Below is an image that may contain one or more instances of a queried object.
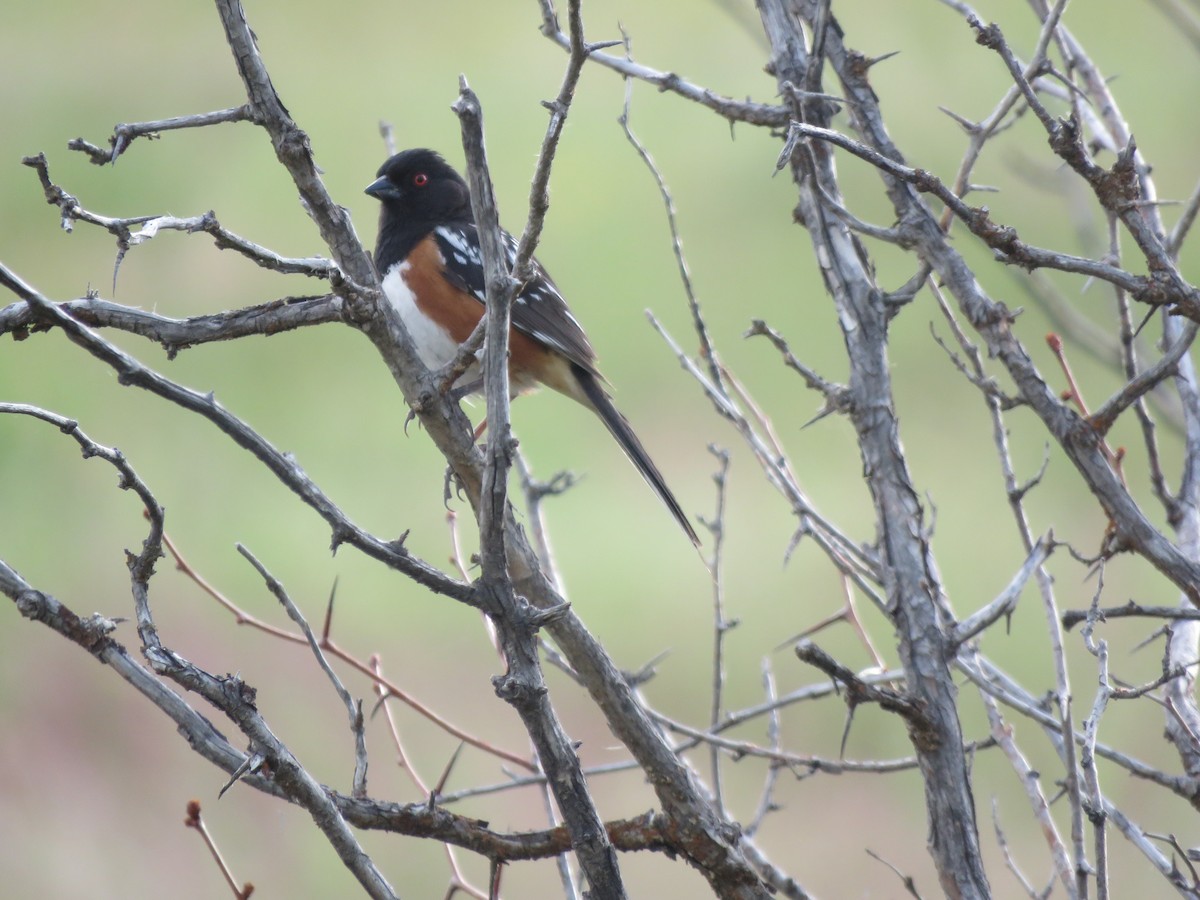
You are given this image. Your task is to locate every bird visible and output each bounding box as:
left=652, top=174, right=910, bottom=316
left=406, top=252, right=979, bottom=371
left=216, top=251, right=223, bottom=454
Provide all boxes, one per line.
left=365, top=148, right=699, bottom=546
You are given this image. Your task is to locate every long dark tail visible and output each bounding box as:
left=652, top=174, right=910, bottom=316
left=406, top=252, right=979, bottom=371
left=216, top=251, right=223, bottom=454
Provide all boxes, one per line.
left=574, top=365, right=700, bottom=547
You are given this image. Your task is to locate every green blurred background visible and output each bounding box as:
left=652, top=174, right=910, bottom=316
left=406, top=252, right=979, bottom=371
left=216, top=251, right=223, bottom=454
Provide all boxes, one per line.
left=2, top=1, right=1199, bottom=896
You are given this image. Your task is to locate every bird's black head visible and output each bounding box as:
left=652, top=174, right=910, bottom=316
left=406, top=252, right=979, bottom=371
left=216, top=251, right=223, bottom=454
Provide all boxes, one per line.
left=366, top=149, right=472, bottom=226
left=366, top=149, right=473, bottom=272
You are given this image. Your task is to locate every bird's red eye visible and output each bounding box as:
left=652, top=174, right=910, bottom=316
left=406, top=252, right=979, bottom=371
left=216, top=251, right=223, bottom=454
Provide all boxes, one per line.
left=413, top=173, right=429, bottom=187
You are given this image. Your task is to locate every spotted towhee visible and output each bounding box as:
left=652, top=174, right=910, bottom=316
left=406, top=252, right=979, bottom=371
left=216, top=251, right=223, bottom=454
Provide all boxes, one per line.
left=365, top=148, right=698, bottom=546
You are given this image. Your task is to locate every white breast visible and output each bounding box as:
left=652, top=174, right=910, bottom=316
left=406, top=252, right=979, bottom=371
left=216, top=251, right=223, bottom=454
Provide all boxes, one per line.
left=381, top=262, right=463, bottom=371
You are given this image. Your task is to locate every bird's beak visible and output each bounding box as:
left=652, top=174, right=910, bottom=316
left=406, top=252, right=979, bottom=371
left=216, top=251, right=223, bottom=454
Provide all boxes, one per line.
left=364, top=176, right=400, bottom=201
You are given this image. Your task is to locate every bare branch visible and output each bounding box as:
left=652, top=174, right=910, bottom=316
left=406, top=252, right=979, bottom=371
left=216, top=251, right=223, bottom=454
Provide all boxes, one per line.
left=951, top=536, right=1053, bottom=647
left=0, top=293, right=343, bottom=356
left=453, top=78, right=626, bottom=899
left=70, top=105, right=259, bottom=164
left=1063, top=601, right=1200, bottom=631
left=237, top=547, right=369, bottom=797
left=539, top=2, right=790, bottom=126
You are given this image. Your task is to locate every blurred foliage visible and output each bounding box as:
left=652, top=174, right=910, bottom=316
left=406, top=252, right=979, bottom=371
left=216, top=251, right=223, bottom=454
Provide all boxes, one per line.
left=2, top=1, right=1199, bottom=897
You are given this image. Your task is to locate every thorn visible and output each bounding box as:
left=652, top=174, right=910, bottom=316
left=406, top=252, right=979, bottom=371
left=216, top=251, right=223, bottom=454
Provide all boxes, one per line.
left=526, top=600, right=572, bottom=629
left=322, top=576, right=338, bottom=641
left=218, top=751, right=266, bottom=799
left=428, top=742, right=466, bottom=809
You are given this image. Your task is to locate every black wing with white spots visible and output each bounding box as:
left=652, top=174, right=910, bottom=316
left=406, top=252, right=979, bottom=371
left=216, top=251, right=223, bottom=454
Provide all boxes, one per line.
left=432, top=225, right=599, bottom=376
